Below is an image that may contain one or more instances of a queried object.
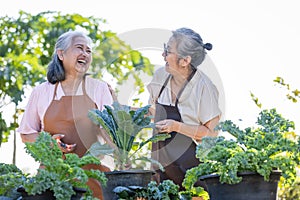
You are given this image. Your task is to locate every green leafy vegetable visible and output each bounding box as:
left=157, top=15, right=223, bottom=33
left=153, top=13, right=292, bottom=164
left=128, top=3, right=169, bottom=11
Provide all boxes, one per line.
left=88, top=101, right=170, bottom=171
left=0, top=131, right=107, bottom=200
left=183, top=108, right=300, bottom=192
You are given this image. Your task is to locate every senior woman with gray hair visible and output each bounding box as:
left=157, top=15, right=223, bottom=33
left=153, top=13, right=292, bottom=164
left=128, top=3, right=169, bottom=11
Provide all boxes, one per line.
left=147, top=27, right=221, bottom=190
left=18, top=30, right=113, bottom=198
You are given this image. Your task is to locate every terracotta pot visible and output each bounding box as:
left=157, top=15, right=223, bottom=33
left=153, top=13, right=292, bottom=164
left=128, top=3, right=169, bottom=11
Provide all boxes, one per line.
left=192, top=197, right=204, bottom=200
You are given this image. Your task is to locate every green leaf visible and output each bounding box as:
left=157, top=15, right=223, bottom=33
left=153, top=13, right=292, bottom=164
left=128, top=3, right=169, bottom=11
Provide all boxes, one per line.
left=85, top=142, right=115, bottom=158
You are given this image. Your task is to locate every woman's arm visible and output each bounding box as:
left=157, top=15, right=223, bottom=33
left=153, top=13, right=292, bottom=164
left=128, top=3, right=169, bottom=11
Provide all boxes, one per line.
left=20, top=133, right=40, bottom=143
left=155, top=115, right=220, bottom=142
left=21, top=132, right=76, bottom=153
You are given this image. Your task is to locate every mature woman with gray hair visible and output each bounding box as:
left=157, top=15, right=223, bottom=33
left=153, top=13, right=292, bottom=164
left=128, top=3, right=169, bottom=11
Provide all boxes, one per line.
left=18, top=30, right=113, bottom=198
left=148, top=27, right=221, bottom=190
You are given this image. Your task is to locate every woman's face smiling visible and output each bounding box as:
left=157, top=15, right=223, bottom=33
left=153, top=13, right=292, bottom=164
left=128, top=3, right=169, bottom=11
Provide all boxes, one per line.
left=163, top=38, right=181, bottom=75
left=60, top=36, right=92, bottom=76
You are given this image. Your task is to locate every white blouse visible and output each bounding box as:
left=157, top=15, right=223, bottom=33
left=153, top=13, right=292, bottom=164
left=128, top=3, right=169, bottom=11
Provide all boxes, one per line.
left=147, top=67, right=221, bottom=126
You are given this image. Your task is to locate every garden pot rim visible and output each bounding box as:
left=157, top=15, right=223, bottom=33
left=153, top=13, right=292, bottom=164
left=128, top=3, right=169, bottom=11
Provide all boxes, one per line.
left=16, top=186, right=87, bottom=193
left=105, top=169, right=155, bottom=175
left=199, top=170, right=282, bottom=180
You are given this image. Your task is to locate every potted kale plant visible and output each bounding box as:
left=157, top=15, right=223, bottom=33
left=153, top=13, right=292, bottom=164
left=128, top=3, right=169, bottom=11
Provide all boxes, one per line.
left=112, top=179, right=208, bottom=200
left=88, top=101, right=170, bottom=200
left=113, top=179, right=180, bottom=200
left=0, top=131, right=107, bottom=200
left=183, top=108, right=300, bottom=200
left=0, top=163, right=26, bottom=200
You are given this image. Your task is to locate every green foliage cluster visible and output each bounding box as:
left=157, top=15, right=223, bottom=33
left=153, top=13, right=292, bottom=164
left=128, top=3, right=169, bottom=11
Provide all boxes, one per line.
left=113, top=179, right=208, bottom=200
left=0, top=11, right=153, bottom=146
left=0, top=163, right=27, bottom=199
left=146, top=180, right=179, bottom=200
left=113, top=180, right=179, bottom=200
left=183, top=108, right=300, bottom=192
left=87, top=101, right=170, bottom=171
left=278, top=177, right=300, bottom=200
left=0, top=131, right=107, bottom=200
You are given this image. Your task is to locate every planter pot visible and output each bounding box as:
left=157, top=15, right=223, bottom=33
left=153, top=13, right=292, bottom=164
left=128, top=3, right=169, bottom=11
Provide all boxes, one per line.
left=17, top=187, right=86, bottom=200
left=102, top=169, right=154, bottom=200
left=200, top=171, right=281, bottom=200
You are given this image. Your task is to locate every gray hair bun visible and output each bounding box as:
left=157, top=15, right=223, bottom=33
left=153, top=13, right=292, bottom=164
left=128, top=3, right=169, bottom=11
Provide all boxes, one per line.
left=203, top=43, right=213, bottom=51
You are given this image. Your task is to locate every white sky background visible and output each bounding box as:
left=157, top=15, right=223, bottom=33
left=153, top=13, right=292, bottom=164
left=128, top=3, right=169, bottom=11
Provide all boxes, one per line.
left=1, top=0, right=300, bottom=173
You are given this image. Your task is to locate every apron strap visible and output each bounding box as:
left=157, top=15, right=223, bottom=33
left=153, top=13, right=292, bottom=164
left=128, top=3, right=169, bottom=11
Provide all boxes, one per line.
left=157, top=74, right=172, bottom=102
left=175, top=68, right=197, bottom=107
left=156, top=68, right=197, bottom=107
left=52, top=74, right=88, bottom=100
left=52, top=83, right=59, bottom=101
left=82, top=74, right=87, bottom=95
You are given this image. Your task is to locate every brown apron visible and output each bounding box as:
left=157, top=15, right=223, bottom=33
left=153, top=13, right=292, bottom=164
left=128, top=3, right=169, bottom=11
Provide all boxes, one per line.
left=43, top=76, right=110, bottom=199
left=152, top=69, right=206, bottom=191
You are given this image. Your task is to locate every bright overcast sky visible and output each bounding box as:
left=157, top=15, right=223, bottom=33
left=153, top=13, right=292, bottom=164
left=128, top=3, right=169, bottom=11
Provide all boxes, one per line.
left=1, top=0, right=300, bottom=171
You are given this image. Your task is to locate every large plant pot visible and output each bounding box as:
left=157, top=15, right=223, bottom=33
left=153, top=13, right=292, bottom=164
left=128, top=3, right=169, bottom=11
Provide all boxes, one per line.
left=17, top=187, right=86, bottom=200
left=200, top=171, right=281, bottom=200
left=102, top=169, right=154, bottom=200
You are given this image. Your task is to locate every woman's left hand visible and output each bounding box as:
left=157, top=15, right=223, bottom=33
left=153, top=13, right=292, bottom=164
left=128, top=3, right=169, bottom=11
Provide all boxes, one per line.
left=155, top=119, right=179, bottom=133
left=52, top=134, right=76, bottom=153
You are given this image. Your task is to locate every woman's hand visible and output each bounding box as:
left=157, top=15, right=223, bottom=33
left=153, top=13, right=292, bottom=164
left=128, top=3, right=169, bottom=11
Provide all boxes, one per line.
left=155, top=119, right=180, bottom=133
left=52, top=134, right=76, bottom=153
left=156, top=116, right=220, bottom=141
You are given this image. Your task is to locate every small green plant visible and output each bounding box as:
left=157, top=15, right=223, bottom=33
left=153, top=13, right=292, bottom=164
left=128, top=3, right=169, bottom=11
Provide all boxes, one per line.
left=113, top=180, right=179, bottom=200
left=0, top=131, right=107, bottom=200
left=0, top=163, right=27, bottom=199
left=88, top=101, right=170, bottom=171
left=183, top=108, right=300, bottom=193
left=112, top=179, right=209, bottom=200
left=278, top=176, right=300, bottom=199
left=146, top=180, right=180, bottom=200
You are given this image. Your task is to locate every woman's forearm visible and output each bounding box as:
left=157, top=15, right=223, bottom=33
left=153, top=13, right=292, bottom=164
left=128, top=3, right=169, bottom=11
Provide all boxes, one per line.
left=20, top=133, right=40, bottom=143
left=176, top=122, right=217, bottom=141
left=176, top=116, right=220, bottom=141
left=156, top=116, right=220, bottom=141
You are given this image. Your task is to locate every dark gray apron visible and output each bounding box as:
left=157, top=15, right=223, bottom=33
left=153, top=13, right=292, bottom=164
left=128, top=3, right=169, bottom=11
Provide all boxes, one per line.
left=152, top=69, right=206, bottom=190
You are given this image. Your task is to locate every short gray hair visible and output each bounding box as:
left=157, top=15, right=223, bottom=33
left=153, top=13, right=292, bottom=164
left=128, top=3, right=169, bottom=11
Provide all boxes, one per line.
left=47, top=31, right=93, bottom=84
left=172, top=27, right=212, bottom=68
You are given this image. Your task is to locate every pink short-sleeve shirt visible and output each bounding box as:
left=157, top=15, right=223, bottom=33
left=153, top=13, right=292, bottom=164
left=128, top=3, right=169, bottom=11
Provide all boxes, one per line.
left=17, top=76, right=113, bottom=134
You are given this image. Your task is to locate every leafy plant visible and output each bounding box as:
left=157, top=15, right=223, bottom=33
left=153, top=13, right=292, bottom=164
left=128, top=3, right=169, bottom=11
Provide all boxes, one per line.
left=183, top=108, right=300, bottom=193
left=87, top=101, right=170, bottom=171
left=278, top=176, right=300, bottom=199
left=112, top=179, right=208, bottom=200
left=0, top=131, right=107, bottom=200
left=0, top=163, right=27, bottom=199
left=146, top=180, right=180, bottom=200
left=113, top=180, right=179, bottom=200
